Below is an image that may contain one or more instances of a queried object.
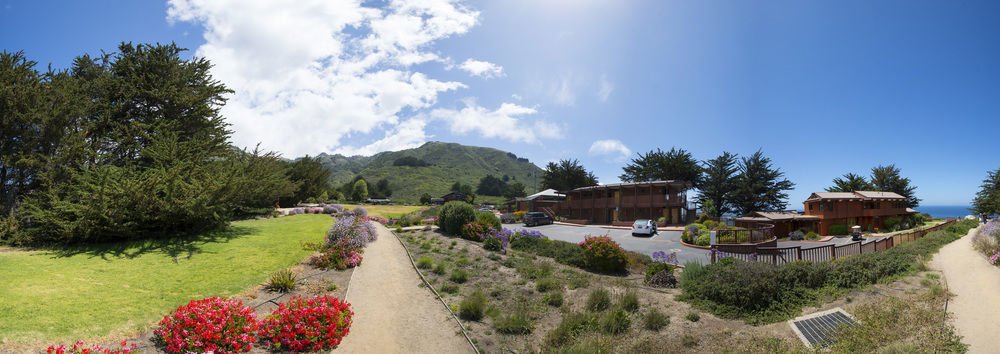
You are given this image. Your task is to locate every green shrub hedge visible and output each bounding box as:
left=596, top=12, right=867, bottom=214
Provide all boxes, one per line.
left=679, top=219, right=978, bottom=324
left=438, top=201, right=476, bottom=235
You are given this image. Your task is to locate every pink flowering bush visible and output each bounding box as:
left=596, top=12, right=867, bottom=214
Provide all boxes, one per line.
left=47, top=341, right=137, bottom=354
left=365, top=216, right=390, bottom=225
left=258, top=294, right=353, bottom=351
left=579, top=235, right=629, bottom=273
left=154, top=297, right=259, bottom=353
left=461, top=222, right=493, bottom=241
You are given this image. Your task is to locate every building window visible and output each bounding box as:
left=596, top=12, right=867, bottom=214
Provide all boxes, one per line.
left=809, top=204, right=813, bottom=212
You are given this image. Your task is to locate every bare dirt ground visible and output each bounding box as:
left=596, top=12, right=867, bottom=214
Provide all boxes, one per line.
left=930, top=224, right=1000, bottom=354
left=336, top=224, right=472, bottom=353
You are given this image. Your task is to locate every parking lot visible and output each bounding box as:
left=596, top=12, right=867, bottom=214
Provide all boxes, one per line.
left=503, top=222, right=890, bottom=266
left=503, top=222, right=712, bottom=265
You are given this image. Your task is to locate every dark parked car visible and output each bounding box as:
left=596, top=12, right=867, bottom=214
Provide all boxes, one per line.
left=523, top=212, right=553, bottom=227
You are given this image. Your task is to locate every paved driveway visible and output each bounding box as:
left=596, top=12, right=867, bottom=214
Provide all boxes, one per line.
left=504, top=223, right=891, bottom=265
left=503, top=223, right=712, bottom=265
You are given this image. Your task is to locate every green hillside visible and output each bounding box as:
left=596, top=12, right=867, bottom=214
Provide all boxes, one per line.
left=312, top=142, right=545, bottom=204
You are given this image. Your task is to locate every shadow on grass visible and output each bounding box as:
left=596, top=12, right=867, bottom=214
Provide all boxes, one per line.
left=41, top=226, right=258, bottom=260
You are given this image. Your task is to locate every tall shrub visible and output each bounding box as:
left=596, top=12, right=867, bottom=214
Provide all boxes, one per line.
left=579, top=236, right=628, bottom=273
left=439, top=201, right=476, bottom=235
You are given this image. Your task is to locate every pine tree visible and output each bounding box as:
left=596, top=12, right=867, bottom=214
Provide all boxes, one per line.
left=730, top=150, right=795, bottom=216
left=697, top=152, right=738, bottom=217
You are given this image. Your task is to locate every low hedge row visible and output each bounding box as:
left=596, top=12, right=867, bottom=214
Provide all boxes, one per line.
left=679, top=219, right=978, bottom=324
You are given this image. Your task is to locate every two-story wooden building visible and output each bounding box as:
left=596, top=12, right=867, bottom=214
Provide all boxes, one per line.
left=557, top=180, right=694, bottom=225
left=803, top=191, right=917, bottom=234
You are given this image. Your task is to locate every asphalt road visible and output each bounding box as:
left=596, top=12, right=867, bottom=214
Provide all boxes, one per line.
left=503, top=223, right=889, bottom=266
left=503, top=223, right=712, bottom=265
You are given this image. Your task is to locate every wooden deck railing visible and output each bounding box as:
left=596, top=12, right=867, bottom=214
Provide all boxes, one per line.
left=714, top=224, right=775, bottom=244
left=710, top=219, right=959, bottom=264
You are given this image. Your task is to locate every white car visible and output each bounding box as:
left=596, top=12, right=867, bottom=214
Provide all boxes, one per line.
left=631, top=219, right=657, bottom=236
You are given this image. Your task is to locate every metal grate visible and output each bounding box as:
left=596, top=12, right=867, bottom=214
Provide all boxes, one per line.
left=788, top=308, right=857, bottom=348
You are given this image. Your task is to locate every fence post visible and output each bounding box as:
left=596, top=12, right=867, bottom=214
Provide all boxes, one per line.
left=831, top=244, right=836, bottom=260
left=710, top=247, right=716, bottom=264
left=797, top=247, right=802, bottom=262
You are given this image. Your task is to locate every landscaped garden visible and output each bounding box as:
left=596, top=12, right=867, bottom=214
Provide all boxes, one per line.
left=389, top=201, right=979, bottom=352
left=0, top=213, right=365, bottom=351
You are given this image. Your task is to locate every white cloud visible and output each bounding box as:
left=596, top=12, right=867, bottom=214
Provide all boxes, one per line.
left=166, top=0, right=482, bottom=156
left=334, top=118, right=429, bottom=156
left=589, top=139, right=630, bottom=161
left=459, top=59, right=503, bottom=79
left=552, top=74, right=576, bottom=106
left=430, top=100, right=562, bottom=143
left=598, top=74, right=613, bottom=102
left=511, top=93, right=523, bottom=101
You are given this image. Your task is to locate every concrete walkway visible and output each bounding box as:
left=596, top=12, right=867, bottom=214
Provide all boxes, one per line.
left=929, top=224, right=1000, bottom=354
left=337, top=224, right=472, bottom=353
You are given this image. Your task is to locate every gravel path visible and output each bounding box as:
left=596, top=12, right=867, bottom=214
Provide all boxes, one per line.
left=337, top=224, right=472, bottom=353
left=929, top=224, right=1000, bottom=354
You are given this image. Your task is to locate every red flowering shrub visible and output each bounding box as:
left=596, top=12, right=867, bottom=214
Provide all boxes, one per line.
left=47, top=341, right=137, bottom=354
left=154, top=297, right=259, bottom=353
left=259, top=294, right=354, bottom=351
left=579, top=235, right=629, bottom=273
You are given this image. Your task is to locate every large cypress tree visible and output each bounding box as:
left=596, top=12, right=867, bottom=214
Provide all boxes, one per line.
left=972, top=168, right=1000, bottom=217
left=870, top=164, right=920, bottom=207
left=541, top=159, right=598, bottom=192
left=620, top=147, right=701, bottom=185
left=697, top=152, right=739, bottom=217
left=4, top=43, right=298, bottom=244
left=825, top=173, right=874, bottom=193
left=730, top=150, right=795, bottom=216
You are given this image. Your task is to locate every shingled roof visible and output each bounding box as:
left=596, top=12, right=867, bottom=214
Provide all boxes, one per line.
left=805, top=191, right=907, bottom=202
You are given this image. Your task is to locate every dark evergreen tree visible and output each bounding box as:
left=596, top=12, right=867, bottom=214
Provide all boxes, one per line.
left=541, top=159, right=598, bottom=192
left=286, top=156, right=331, bottom=205
left=697, top=152, right=739, bottom=217
left=825, top=173, right=874, bottom=193
left=503, top=182, right=527, bottom=200
left=476, top=175, right=507, bottom=196
left=620, top=147, right=701, bottom=185
left=972, top=168, right=1000, bottom=217
left=730, top=150, right=795, bottom=216
left=373, top=178, right=392, bottom=198
left=870, top=164, right=920, bottom=207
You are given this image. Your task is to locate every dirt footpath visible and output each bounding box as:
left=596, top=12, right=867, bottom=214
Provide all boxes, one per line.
left=337, top=224, right=472, bottom=353
left=930, top=224, right=1000, bottom=354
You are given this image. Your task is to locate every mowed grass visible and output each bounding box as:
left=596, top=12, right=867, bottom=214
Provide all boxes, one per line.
left=0, top=214, right=332, bottom=345
left=343, top=204, right=424, bottom=219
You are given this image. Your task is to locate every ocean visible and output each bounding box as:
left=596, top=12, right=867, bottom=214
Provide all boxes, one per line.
left=913, top=205, right=974, bottom=219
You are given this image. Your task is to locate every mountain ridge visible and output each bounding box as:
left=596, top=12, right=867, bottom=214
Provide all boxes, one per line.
left=310, top=141, right=545, bottom=203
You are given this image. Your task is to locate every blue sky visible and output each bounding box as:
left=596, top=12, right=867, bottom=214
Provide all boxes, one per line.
left=3, top=0, right=999, bottom=207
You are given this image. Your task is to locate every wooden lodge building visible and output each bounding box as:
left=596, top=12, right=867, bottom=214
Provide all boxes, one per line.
left=505, top=189, right=566, bottom=215
left=556, top=180, right=694, bottom=225
left=803, top=191, right=917, bottom=234
left=736, top=191, right=918, bottom=236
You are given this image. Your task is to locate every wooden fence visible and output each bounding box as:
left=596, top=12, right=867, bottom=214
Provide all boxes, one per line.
left=710, top=219, right=958, bottom=264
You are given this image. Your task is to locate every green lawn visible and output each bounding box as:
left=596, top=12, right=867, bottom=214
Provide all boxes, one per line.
left=0, top=214, right=332, bottom=345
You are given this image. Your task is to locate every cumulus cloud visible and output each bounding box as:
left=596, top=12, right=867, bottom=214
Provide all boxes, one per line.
left=166, top=0, right=482, bottom=156
left=589, top=139, right=630, bottom=161
left=598, top=74, right=613, bottom=102
left=430, top=100, right=562, bottom=143
left=459, top=59, right=503, bottom=78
